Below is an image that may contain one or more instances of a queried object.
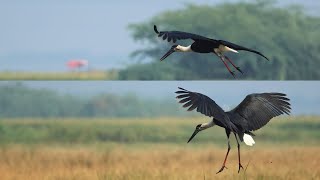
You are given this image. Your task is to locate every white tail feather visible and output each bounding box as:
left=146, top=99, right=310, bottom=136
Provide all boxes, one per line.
left=243, top=134, right=255, bottom=146
left=224, top=46, right=239, bottom=53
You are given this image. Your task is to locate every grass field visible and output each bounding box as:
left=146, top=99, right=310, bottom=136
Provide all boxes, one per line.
left=0, top=70, right=118, bottom=80
left=0, top=116, right=319, bottom=179
left=0, top=145, right=319, bottom=180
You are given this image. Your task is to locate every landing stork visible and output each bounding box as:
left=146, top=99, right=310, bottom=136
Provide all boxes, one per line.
left=175, top=87, right=291, bottom=173
left=155, top=25, right=269, bottom=77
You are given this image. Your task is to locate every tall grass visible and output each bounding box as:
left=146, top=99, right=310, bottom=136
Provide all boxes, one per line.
left=0, top=70, right=118, bottom=80
left=0, top=145, right=319, bottom=180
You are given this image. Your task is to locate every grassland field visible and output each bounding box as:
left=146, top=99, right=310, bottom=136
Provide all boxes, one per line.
left=0, top=116, right=319, bottom=180
left=0, top=70, right=118, bottom=80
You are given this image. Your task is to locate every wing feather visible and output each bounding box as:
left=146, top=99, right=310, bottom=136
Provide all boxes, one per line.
left=176, top=94, right=190, bottom=99
left=175, top=87, right=233, bottom=129
left=229, top=93, right=291, bottom=131
left=179, top=98, right=190, bottom=104
left=218, top=40, right=269, bottom=60
left=154, top=25, right=214, bottom=43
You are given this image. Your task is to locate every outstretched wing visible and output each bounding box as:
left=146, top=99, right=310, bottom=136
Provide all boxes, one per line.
left=175, top=87, right=233, bottom=129
left=218, top=40, right=269, bottom=60
left=154, top=25, right=214, bottom=43
left=229, top=93, right=291, bottom=131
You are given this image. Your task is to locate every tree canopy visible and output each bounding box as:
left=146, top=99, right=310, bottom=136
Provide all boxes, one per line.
left=120, top=1, right=320, bottom=80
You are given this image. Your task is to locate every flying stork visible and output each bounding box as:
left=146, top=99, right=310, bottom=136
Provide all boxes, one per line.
left=154, top=25, right=269, bottom=77
left=175, top=87, right=291, bottom=173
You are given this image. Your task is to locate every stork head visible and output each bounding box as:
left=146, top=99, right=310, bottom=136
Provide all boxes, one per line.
left=160, top=45, right=178, bottom=61
left=187, top=122, right=215, bottom=143
left=187, top=124, right=204, bottom=143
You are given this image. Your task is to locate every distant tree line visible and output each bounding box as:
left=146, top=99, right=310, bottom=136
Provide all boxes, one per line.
left=119, top=1, right=320, bottom=80
left=0, top=83, right=185, bottom=118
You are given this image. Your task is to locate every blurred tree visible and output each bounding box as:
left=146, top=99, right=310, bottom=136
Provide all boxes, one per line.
left=0, top=83, right=84, bottom=118
left=0, top=84, right=184, bottom=118
left=123, top=1, right=320, bottom=80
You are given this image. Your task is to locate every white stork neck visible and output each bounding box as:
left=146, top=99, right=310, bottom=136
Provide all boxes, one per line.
left=201, top=120, right=215, bottom=130
left=177, top=45, right=192, bottom=52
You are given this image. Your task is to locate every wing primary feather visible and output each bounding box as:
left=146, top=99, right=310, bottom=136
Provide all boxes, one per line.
left=179, top=98, right=190, bottom=104
left=178, top=87, right=189, bottom=91
left=269, top=93, right=287, bottom=96
left=259, top=98, right=282, bottom=116
left=163, top=34, right=167, bottom=40
left=183, top=101, right=193, bottom=108
left=175, top=91, right=188, bottom=94
left=154, top=25, right=160, bottom=34
left=176, top=94, right=190, bottom=99
left=273, top=96, right=290, bottom=101
left=265, top=96, right=291, bottom=114
left=188, top=103, right=198, bottom=111
left=175, top=87, right=229, bottom=125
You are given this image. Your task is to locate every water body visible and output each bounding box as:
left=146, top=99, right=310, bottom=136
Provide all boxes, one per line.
left=2, top=81, right=319, bottom=116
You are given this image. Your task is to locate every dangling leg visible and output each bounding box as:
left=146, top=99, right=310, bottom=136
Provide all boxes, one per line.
left=217, top=55, right=236, bottom=78
left=216, top=130, right=231, bottom=174
left=224, top=55, right=243, bottom=74
left=234, top=133, right=244, bottom=173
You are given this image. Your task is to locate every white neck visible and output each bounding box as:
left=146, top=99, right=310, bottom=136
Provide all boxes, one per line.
left=201, top=120, right=215, bottom=130
left=177, top=45, right=192, bottom=52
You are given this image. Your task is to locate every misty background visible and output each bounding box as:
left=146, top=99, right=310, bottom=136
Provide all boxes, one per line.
left=0, top=81, right=319, bottom=118
left=0, top=0, right=319, bottom=72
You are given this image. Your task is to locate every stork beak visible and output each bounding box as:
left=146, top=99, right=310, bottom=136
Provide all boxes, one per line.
left=187, top=129, right=200, bottom=143
left=160, top=47, right=175, bottom=61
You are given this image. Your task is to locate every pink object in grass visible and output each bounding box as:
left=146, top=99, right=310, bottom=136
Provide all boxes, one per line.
left=66, top=59, right=88, bottom=70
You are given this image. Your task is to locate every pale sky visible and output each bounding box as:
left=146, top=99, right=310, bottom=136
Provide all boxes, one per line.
left=0, top=0, right=318, bottom=71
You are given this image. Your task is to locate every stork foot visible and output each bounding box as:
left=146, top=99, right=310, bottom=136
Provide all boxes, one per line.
left=229, top=71, right=236, bottom=78
left=236, top=67, right=243, bottom=74
left=238, top=163, right=244, bottom=173
left=216, top=165, right=228, bottom=174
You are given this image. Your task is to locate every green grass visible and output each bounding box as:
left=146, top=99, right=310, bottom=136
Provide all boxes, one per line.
left=0, top=116, right=318, bottom=146
left=0, top=70, right=118, bottom=80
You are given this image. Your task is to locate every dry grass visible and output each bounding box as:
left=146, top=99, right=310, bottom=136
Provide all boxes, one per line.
left=0, top=70, right=118, bottom=80
left=0, top=117, right=318, bottom=179
left=0, top=145, right=319, bottom=180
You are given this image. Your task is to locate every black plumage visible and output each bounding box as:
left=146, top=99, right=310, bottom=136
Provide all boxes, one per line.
left=175, top=87, right=291, bottom=173
left=154, top=25, right=212, bottom=43
left=229, top=93, right=291, bottom=131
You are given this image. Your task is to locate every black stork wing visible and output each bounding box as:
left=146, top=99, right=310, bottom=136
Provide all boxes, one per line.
left=229, top=93, right=291, bottom=131
left=218, top=40, right=269, bottom=60
left=175, top=87, right=235, bottom=130
left=154, top=25, right=214, bottom=43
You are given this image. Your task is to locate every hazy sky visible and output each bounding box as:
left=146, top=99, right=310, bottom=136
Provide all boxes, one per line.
left=0, top=1, right=227, bottom=56
left=0, top=0, right=318, bottom=71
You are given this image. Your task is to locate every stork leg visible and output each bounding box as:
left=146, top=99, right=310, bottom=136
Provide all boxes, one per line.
left=218, top=56, right=236, bottom=78
left=234, top=133, right=244, bottom=173
left=216, top=130, right=231, bottom=174
left=224, top=55, right=243, bottom=74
